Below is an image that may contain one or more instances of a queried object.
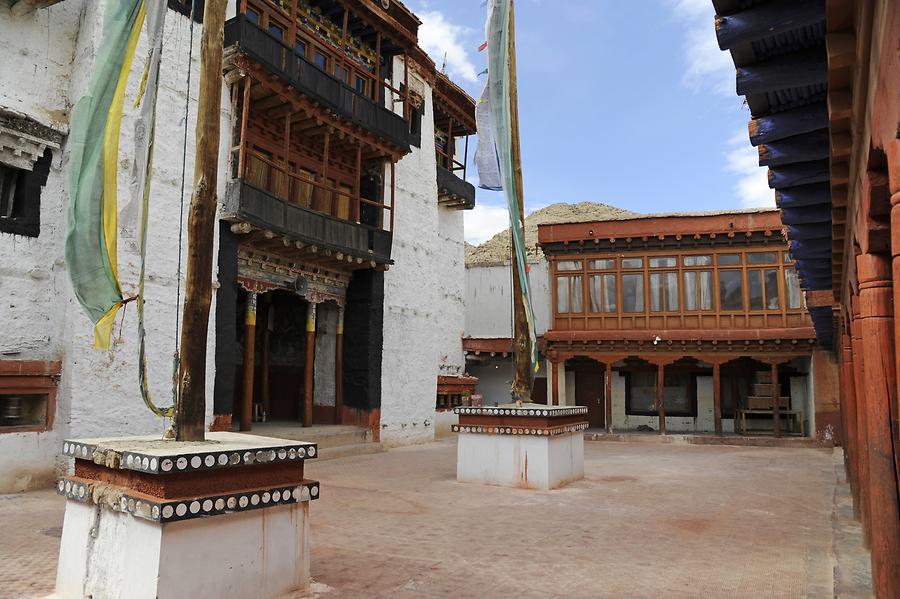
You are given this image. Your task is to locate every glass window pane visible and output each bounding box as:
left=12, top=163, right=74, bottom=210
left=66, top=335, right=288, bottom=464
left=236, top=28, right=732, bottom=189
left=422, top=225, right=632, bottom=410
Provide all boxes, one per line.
left=650, top=273, right=663, bottom=312
left=246, top=9, right=259, bottom=23
left=621, top=258, right=643, bottom=269
left=683, top=254, right=712, bottom=266
left=556, top=277, right=569, bottom=314
left=785, top=267, right=802, bottom=309
left=589, top=275, right=601, bottom=313
left=699, top=271, right=713, bottom=310
left=764, top=268, right=780, bottom=309
left=719, top=270, right=744, bottom=310
left=589, top=259, right=615, bottom=270
left=684, top=272, right=698, bottom=311
left=622, top=274, right=644, bottom=312
left=666, top=272, right=679, bottom=311
left=268, top=24, right=284, bottom=40
left=314, top=51, right=327, bottom=69
left=783, top=251, right=794, bottom=264
left=748, top=270, right=764, bottom=310
left=603, top=274, right=617, bottom=312
left=649, top=256, right=676, bottom=268
left=571, top=275, right=583, bottom=313
left=748, top=252, right=777, bottom=265
left=719, top=254, right=741, bottom=265
left=557, top=260, right=582, bottom=271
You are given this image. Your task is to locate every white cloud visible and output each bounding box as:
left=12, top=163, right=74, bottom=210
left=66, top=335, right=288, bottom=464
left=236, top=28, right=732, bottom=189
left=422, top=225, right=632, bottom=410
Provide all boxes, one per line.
left=465, top=203, right=510, bottom=244
left=417, top=11, right=479, bottom=84
left=667, top=0, right=734, bottom=96
left=725, top=131, right=775, bottom=208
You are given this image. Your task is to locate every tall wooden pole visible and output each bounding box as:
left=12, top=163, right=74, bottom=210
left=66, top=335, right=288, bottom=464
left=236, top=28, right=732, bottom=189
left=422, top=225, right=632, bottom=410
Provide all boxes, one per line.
left=656, top=362, right=666, bottom=435
left=507, top=0, right=532, bottom=404
left=605, top=362, right=613, bottom=433
left=712, top=362, right=723, bottom=436
left=335, top=305, right=344, bottom=424
left=771, top=362, right=781, bottom=437
left=303, top=302, right=317, bottom=427
left=175, top=0, right=228, bottom=442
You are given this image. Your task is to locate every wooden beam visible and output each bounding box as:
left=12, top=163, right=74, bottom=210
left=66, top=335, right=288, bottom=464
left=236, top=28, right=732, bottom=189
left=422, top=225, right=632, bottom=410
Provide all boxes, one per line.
left=736, top=49, right=826, bottom=96
left=826, top=32, right=856, bottom=70
left=775, top=182, right=830, bottom=207
left=758, top=129, right=830, bottom=167
left=768, top=159, right=830, bottom=189
left=716, top=0, right=824, bottom=50
left=176, top=0, right=228, bottom=441
left=748, top=103, right=828, bottom=146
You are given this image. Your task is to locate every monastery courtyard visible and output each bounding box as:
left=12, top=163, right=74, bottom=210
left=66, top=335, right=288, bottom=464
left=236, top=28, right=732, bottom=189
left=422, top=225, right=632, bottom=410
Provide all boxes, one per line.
left=3, top=439, right=870, bottom=599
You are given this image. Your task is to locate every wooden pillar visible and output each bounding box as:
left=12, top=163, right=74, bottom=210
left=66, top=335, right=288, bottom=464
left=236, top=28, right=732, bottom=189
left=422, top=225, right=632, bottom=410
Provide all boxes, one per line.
left=388, top=161, right=395, bottom=231
left=771, top=362, right=781, bottom=437
left=240, top=291, right=257, bottom=432
left=237, top=77, right=251, bottom=178
left=713, top=362, right=723, bottom=436
left=551, top=360, right=560, bottom=406
left=374, top=32, right=382, bottom=103
left=354, top=144, right=362, bottom=223
left=321, top=131, right=331, bottom=213
left=841, top=325, right=860, bottom=512
left=282, top=112, right=292, bottom=199
left=887, top=140, right=900, bottom=506
left=260, top=294, right=271, bottom=421
left=303, top=302, right=317, bottom=427
left=856, top=251, right=900, bottom=596
left=605, top=362, right=613, bottom=433
left=851, top=293, right=871, bottom=544
left=335, top=305, right=344, bottom=424
left=657, top=362, right=666, bottom=435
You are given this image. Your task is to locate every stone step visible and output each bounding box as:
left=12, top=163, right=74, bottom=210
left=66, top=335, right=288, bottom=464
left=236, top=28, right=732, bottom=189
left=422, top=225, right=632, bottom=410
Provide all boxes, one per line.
left=247, top=424, right=370, bottom=450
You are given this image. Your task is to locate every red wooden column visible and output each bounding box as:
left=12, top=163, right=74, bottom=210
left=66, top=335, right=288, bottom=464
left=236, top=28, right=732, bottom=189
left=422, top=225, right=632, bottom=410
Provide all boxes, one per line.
left=705, top=357, right=730, bottom=437
left=303, top=302, right=317, bottom=427
left=335, top=305, right=344, bottom=424
left=850, top=293, right=871, bottom=543
left=240, top=292, right=257, bottom=432
left=551, top=359, right=560, bottom=406
left=888, top=140, right=900, bottom=504
left=856, top=251, right=900, bottom=597
left=771, top=362, right=781, bottom=437
left=605, top=362, right=613, bottom=433
left=646, top=357, right=675, bottom=435
left=840, top=322, right=860, bottom=512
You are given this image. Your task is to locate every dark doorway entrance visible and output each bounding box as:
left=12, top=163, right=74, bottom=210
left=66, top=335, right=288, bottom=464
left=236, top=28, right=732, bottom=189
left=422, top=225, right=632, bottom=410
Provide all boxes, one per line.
left=574, top=360, right=605, bottom=428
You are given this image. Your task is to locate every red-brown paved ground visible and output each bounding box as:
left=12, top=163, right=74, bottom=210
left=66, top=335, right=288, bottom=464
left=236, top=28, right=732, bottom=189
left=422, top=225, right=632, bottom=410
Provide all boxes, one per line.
left=1, top=440, right=871, bottom=598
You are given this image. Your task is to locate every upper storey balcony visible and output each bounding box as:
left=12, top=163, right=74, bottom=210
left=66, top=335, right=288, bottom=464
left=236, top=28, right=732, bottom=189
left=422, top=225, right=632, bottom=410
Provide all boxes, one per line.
left=222, top=0, right=424, bottom=266
left=226, top=0, right=417, bottom=153
left=433, top=72, right=476, bottom=210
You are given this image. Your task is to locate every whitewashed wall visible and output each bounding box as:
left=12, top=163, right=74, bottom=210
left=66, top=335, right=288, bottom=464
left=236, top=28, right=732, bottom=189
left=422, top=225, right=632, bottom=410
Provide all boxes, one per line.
left=465, top=261, right=551, bottom=338
left=0, top=4, right=231, bottom=491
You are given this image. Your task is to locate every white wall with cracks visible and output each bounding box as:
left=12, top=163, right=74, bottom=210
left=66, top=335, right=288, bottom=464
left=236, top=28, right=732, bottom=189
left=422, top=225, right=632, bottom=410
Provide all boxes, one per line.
left=0, top=3, right=229, bottom=492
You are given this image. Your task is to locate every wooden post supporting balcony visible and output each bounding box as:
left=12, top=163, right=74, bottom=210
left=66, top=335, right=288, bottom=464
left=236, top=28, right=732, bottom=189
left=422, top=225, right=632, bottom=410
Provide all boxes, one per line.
left=657, top=363, right=666, bottom=435
left=375, top=32, right=382, bottom=104
left=551, top=360, right=560, bottom=406
left=771, top=362, right=781, bottom=437
left=840, top=324, right=860, bottom=513
left=605, top=362, right=613, bottom=433
left=321, top=131, right=331, bottom=213
left=850, top=293, right=871, bottom=545
left=354, top=145, right=362, bottom=223
left=303, top=302, right=317, bottom=427
left=713, top=362, right=723, bottom=436
left=260, top=294, right=272, bottom=421
left=335, top=305, right=345, bottom=424
left=240, top=291, right=258, bottom=432
left=887, top=139, right=900, bottom=504
left=856, top=251, right=900, bottom=597
left=237, top=77, right=251, bottom=179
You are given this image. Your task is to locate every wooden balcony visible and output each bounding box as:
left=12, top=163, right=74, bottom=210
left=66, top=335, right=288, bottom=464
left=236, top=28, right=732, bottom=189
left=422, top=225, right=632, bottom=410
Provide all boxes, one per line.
left=224, top=14, right=410, bottom=152
left=224, top=180, right=392, bottom=265
left=436, top=165, right=475, bottom=210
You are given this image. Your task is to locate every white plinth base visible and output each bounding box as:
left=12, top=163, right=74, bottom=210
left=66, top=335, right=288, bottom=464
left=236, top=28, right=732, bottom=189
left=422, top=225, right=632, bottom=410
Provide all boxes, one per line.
left=53, top=499, right=310, bottom=599
left=456, top=431, right=584, bottom=490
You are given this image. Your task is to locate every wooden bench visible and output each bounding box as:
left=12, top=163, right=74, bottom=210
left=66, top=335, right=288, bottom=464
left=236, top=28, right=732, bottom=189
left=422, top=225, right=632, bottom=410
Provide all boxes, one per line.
left=736, top=409, right=804, bottom=436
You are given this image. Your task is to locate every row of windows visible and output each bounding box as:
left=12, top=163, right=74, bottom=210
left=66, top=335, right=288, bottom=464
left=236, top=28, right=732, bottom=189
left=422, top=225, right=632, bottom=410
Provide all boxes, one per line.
left=555, top=252, right=803, bottom=315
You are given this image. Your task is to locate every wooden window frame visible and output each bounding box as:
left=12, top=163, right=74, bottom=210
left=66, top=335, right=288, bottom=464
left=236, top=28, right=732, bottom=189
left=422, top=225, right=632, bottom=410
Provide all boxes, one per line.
left=0, top=361, right=61, bottom=434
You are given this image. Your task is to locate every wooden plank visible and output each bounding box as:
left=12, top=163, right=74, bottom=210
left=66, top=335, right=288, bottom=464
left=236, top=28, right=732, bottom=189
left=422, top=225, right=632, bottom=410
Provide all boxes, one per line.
left=767, top=159, right=830, bottom=188
left=736, top=49, right=827, bottom=96
left=176, top=0, right=228, bottom=441
left=748, top=102, right=828, bottom=146
left=758, top=129, right=830, bottom=167
left=716, top=0, right=824, bottom=50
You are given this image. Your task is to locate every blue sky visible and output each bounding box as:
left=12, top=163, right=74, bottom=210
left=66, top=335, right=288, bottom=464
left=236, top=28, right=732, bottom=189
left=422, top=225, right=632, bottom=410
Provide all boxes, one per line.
left=406, top=0, right=773, bottom=243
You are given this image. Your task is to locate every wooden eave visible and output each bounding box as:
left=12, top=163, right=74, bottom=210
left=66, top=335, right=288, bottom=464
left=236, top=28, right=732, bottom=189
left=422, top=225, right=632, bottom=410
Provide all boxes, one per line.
left=537, top=211, right=784, bottom=246
left=434, top=72, right=477, bottom=135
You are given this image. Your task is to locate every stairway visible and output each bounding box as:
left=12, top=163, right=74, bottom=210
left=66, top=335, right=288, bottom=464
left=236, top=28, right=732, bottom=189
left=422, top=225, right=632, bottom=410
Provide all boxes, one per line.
left=247, top=423, right=383, bottom=460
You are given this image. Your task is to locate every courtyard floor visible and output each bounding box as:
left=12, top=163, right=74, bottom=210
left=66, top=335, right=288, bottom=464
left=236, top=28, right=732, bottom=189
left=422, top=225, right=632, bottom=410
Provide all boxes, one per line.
left=1, top=439, right=872, bottom=598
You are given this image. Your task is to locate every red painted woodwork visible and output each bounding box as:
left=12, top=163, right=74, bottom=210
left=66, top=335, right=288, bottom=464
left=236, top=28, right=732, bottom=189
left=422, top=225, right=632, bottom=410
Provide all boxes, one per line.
left=574, top=362, right=605, bottom=429
left=850, top=295, right=871, bottom=546
left=856, top=252, right=900, bottom=598
left=840, top=327, right=860, bottom=511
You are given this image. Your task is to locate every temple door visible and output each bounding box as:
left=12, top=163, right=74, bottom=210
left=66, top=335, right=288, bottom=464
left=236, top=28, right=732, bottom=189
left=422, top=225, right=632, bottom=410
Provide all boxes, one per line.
left=574, top=361, right=605, bottom=428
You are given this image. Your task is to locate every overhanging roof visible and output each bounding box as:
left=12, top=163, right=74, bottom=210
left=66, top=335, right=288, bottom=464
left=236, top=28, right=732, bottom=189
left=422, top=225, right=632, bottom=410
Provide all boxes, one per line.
left=713, top=0, right=834, bottom=347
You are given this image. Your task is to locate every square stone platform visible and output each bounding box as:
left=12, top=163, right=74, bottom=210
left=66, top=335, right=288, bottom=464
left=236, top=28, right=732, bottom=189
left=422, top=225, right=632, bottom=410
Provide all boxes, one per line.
left=453, top=405, right=588, bottom=490
left=52, top=432, right=319, bottom=599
